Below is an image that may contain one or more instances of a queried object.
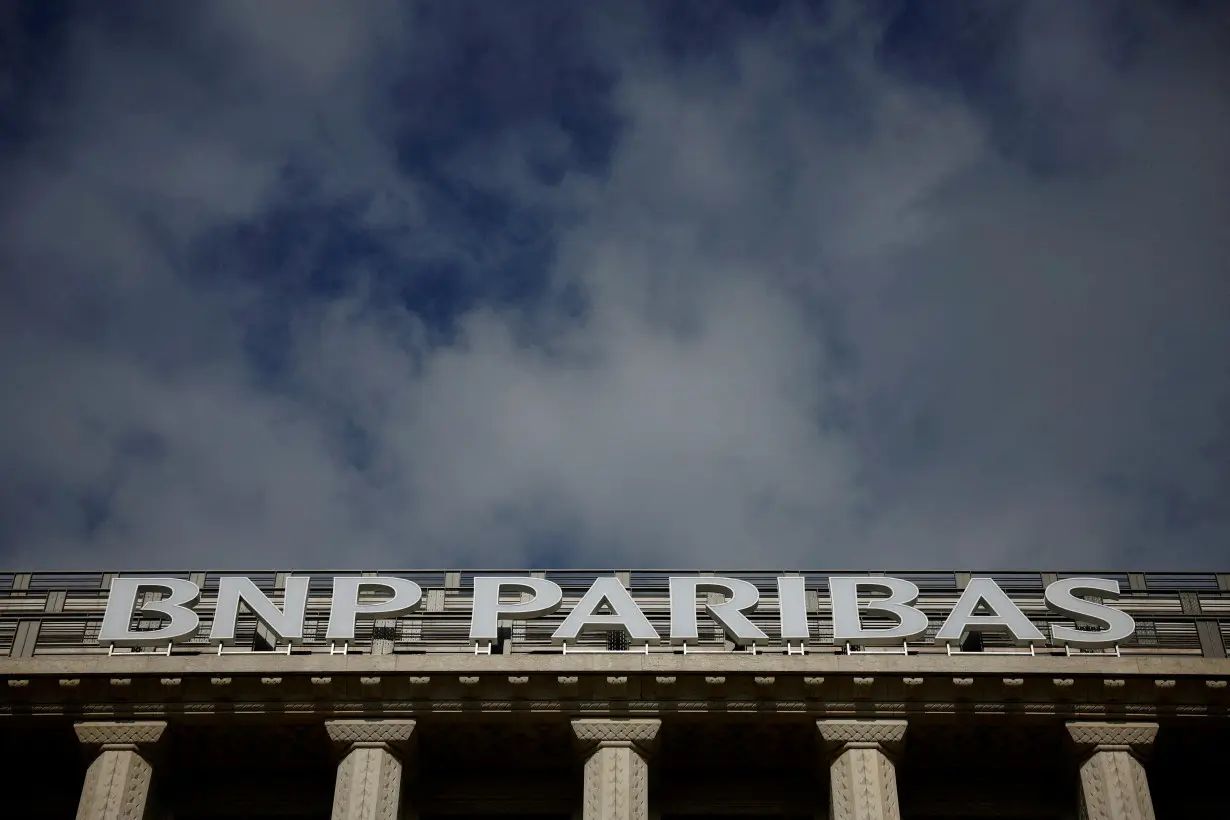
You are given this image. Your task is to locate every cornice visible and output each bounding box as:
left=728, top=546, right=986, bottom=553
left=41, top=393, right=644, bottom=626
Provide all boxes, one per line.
left=3, top=655, right=1227, bottom=723
left=1, top=652, right=1228, bottom=677
left=0, top=668, right=1226, bottom=722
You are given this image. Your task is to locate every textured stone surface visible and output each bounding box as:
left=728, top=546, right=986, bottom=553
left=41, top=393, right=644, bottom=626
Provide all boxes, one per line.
left=1068, top=722, right=1158, bottom=820
left=1076, top=748, right=1156, bottom=820
left=326, top=719, right=417, bottom=745
left=574, top=722, right=656, bottom=820
left=75, top=748, right=156, bottom=820
left=1067, top=722, right=1158, bottom=749
left=828, top=746, right=901, bottom=820
left=817, top=720, right=907, bottom=747
left=75, top=721, right=167, bottom=747
left=819, top=720, right=906, bottom=820
left=331, top=744, right=405, bottom=820
left=572, top=718, right=662, bottom=746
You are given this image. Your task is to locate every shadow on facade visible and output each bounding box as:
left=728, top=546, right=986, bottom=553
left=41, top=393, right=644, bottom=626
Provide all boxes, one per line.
left=655, top=718, right=819, bottom=818
left=414, top=717, right=577, bottom=819
left=0, top=718, right=86, bottom=819
left=160, top=721, right=335, bottom=819
left=896, top=719, right=1078, bottom=820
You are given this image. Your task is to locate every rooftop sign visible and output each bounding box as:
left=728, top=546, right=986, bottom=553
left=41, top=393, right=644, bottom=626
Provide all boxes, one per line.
left=98, top=574, right=1136, bottom=651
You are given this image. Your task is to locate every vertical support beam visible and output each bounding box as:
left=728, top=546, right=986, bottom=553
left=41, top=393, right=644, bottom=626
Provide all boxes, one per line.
left=572, top=718, right=661, bottom=820
left=817, top=719, right=906, bottom=820
left=74, top=721, right=166, bottom=820
left=10, top=619, right=40, bottom=657
left=1178, top=592, right=1226, bottom=659
left=326, top=719, right=417, bottom=820
left=1067, top=722, right=1158, bottom=820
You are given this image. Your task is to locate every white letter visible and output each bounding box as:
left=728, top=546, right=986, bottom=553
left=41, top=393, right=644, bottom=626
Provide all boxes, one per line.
left=326, top=576, right=423, bottom=641
left=669, top=576, right=768, bottom=646
left=552, top=577, right=659, bottom=645
left=99, top=577, right=201, bottom=647
left=469, top=576, right=564, bottom=644
left=210, top=576, right=309, bottom=645
left=1045, top=577, right=1136, bottom=648
left=830, top=576, right=930, bottom=645
left=777, top=576, right=810, bottom=643
left=936, top=578, right=1045, bottom=646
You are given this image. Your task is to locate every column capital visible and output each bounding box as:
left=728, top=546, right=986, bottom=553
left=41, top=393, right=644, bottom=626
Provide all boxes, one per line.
left=817, top=719, right=907, bottom=756
left=1066, top=721, right=1158, bottom=756
left=74, top=721, right=166, bottom=752
left=572, top=718, right=661, bottom=755
left=325, top=718, right=417, bottom=750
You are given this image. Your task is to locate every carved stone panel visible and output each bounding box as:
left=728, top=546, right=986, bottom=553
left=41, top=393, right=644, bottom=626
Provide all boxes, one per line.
left=76, top=748, right=156, bottom=820
left=331, top=744, right=406, bottom=820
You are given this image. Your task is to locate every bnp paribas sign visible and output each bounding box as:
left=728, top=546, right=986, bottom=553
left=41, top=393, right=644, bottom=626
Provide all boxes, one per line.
left=99, top=574, right=1137, bottom=651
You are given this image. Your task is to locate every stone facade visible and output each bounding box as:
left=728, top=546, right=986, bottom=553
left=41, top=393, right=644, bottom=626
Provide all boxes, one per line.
left=2, top=568, right=1228, bottom=818
left=39, top=710, right=1202, bottom=819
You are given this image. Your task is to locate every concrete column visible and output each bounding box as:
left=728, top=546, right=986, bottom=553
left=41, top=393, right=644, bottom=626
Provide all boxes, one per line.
left=1067, top=722, right=1158, bottom=820
left=74, top=721, right=167, bottom=820
left=572, top=718, right=662, bottom=820
left=817, top=719, right=907, bottom=820
left=326, top=719, right=417, bottom=820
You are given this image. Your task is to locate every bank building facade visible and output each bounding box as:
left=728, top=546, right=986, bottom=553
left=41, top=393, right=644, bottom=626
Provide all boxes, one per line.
left=1, top=569, right=1228, bottom=820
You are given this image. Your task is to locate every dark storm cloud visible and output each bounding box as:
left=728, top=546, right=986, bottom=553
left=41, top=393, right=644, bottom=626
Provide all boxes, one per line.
left=0, top=0, right=1227, bottom=570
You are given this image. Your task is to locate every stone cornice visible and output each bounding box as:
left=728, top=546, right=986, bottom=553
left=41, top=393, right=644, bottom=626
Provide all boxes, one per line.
left=3, top=658, right=1227, bottom=724
left=3, top=653, right=1228, bottom=678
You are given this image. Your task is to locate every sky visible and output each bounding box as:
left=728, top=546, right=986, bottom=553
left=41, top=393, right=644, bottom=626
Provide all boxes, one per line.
left=0, top=0, right=1227, bottom=572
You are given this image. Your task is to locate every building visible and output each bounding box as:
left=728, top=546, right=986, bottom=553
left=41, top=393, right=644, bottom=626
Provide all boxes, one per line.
left=1, top=569, right=1228, bottom=820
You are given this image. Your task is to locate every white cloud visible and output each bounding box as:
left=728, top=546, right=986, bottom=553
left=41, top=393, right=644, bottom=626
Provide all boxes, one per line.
left=1, top=3, right=1227, bottom=570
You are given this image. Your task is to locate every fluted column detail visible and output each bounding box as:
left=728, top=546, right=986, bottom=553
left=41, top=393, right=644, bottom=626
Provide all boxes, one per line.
left=1067, top=722, right=1158, bottom=820
left=572, top=718, right=661, bottom=820
left=817, top=719, right=906, bottom=820
left=326, top=719, right=417, bottom=820
left=74, top=721, right=166, bottom=820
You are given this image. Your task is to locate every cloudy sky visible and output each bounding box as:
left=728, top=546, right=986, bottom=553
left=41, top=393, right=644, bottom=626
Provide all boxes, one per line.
left=1, top=0, right=1227, bottom=571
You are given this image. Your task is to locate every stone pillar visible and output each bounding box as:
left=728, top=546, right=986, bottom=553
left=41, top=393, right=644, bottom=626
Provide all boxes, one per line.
left=817, top=719, right=907, bottom=820
left=1067, top=722, right=1158, bottom=820
left=326, top=719, right=417, bottom=820
left=571, top=718, right=662, bottom=820
left=74, top=721, right=167, bottom=820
